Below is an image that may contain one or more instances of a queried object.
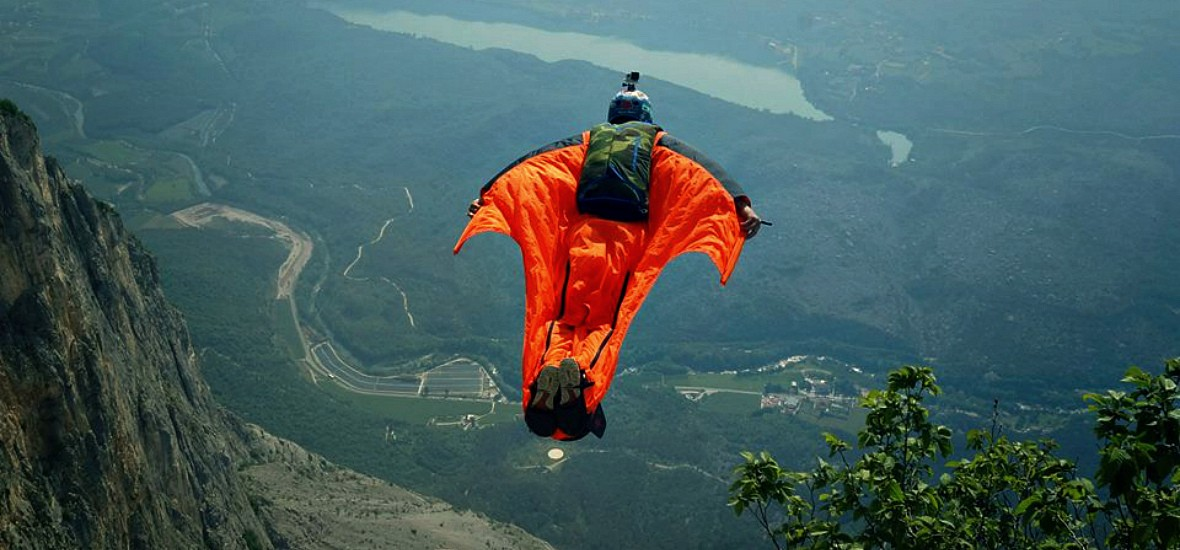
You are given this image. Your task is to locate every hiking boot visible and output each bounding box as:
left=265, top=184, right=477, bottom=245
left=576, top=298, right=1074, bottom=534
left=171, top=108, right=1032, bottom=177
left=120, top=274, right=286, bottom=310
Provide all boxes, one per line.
left=557, top=358, right=583, bottom=408
left=531, top=365, right=561, bottom=411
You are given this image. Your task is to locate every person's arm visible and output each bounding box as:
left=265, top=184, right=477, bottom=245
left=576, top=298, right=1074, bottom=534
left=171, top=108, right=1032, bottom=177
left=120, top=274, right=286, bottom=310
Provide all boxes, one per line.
left=658, top=134, right=762, bottom=239
left=466, top=133, right=586, bottom=217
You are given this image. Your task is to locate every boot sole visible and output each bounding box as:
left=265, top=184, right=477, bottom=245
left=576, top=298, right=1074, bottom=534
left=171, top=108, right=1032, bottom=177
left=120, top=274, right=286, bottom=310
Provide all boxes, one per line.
left=532, top=366, right=561, bottom=411
left=557, top=359, right=582, bottom=407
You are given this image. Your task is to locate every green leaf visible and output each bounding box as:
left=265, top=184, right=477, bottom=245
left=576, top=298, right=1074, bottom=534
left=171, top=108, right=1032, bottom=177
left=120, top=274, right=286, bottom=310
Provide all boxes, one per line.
left=1015, top=494, right=1041, bottom=517
left=1122, top=366, right=1148, bottom=384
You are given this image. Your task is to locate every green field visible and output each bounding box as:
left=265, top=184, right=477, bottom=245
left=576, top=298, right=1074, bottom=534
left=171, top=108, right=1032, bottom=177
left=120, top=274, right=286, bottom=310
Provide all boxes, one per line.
left=272, top=299, right=304, bottom=360
left=319, top=382, right=515, bottom=426
left=56, top=140, right=199, bottom=206
left=143, top=177, right=193, bottom=202
left=695, top=391, right=759, bottom=414
left=80, top=140, right=141, bottom=165
left=794, top=403, right=868, bottom=435
left=663, top=372, right=791, bottom=392
left=658, top=360, right=867, bottom=393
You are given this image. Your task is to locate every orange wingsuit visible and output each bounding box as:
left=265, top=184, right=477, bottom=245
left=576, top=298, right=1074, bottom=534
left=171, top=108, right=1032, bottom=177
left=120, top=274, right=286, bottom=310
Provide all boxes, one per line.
left=454, top=130, right=748, bottom=439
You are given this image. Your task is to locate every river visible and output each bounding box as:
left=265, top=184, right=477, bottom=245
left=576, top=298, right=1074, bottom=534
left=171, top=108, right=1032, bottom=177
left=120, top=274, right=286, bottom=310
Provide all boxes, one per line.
left=317, top=6, right=833, bottom=121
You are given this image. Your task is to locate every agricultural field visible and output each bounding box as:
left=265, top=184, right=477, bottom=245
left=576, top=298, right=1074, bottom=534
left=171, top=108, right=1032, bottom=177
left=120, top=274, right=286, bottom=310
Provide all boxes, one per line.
left=319, top=383, right=515, bottom=427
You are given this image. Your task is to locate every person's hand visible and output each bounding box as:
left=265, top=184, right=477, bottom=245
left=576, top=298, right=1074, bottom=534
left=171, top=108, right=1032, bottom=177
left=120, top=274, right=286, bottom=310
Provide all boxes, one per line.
left=737, top=201, right=762, bottom=239
left=467, top=199, right=482, bottom=218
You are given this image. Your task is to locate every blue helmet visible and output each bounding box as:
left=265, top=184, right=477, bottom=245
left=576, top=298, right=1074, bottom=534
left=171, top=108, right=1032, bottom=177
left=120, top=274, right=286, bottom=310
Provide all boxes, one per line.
left=608, top=89, right=653, bottom=124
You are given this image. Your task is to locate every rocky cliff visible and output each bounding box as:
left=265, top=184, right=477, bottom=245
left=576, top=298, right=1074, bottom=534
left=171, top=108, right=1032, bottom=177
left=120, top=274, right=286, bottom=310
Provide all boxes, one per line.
left=0, top=99, right=273, bottom=548
left=0, top=102, right=550, bottom=549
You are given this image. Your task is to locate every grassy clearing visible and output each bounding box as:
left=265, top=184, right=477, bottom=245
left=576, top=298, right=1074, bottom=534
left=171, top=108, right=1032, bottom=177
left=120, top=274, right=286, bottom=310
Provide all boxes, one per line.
left=663, top=370, right=830, bottom=393
left=143, top=177, right=194, bottom=202
left=67, top=140, right=197, bottom=205
left=661, top=372, right=782, bottom=392
left=81, top=140, right=142, bottom=165
left=678, top=385, right=868, bottom=434
left=124, top=211, right=178, bottom=230
left=794, top=404, right=867, bottom=435
left=272, top=299, right=305, bottom=360
left=697, top=391, right=760, bottom=414
left=319, top=382, right=514, bottom=426
left=134, top=213, right=186, bottom=230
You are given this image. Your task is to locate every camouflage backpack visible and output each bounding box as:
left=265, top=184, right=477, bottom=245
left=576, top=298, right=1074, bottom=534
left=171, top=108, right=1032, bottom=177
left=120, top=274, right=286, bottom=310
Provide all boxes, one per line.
left=576, top=121, right=663, bottom=222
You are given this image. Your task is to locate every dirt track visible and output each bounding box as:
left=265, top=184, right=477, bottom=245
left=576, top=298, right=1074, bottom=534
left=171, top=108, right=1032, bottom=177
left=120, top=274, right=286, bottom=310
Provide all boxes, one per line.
left=171, top=203, right=312, bottom=299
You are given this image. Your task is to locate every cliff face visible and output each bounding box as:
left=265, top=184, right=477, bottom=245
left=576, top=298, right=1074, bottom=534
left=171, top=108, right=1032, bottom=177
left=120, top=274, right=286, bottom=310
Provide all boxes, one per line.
left=0, top=105, right=270, bottom=548
left=0, top=104, right=553, bottom=550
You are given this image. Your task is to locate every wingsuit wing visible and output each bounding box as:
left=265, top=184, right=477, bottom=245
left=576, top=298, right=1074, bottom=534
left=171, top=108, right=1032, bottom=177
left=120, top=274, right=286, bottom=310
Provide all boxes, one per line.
left=454, top=135, right=586, bottom=408
left=454, top=132, right=748, bottom=413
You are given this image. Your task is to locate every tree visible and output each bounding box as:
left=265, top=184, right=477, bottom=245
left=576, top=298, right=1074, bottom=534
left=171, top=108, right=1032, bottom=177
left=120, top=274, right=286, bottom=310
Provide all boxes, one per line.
left=1085, top=358, right=1180, bottom=549
left=728, top=361, right=1180, bottom=549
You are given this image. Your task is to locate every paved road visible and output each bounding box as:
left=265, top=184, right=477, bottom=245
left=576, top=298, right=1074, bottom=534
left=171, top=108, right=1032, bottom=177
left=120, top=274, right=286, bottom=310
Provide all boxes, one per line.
left=311, top=342, right=421, bottom=395
left=310, top=343, right=499, bottom=399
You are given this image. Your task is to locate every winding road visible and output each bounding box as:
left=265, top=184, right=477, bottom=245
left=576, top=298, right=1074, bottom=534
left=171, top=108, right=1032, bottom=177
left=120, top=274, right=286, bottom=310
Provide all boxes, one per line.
left=309, top=341, right=498, bottom=399
left=8, top=81, right=86, bottom=138
left=340, top=186, right=417, bottom=327
left=169, top=201, right=500, bottom=400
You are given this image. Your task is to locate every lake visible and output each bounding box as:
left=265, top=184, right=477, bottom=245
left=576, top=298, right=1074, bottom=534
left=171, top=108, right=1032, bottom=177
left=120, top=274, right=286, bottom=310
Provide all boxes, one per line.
left=318, top=7, right=834, bottom=121
left=876, top=131, right=913, bottom=167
